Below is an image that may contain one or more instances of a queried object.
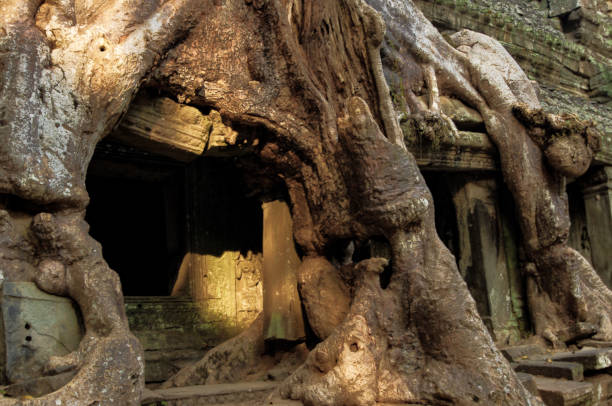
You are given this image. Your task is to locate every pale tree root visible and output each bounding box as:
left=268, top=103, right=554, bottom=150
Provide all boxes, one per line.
left=0, top=212, right=144, bottom=405
left=397, top=26, right=612, bottom=346
left=279, top=97, right=540, bottom=405
left=528, top=244, right=612, bottom=344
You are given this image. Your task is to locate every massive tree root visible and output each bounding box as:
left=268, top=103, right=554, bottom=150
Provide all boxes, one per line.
left=153, top=0, right=544, bottom=404
left=280, top=97, right=536, bottom=405
left=1, top=0, right=610, bottom=404
left=0, top=0, right=201, bottom=403
left=371, top=0, right=612, bottom=343
left=0, top=213, right=144, bottom=405
left=449, top=30, right=612, bottom=343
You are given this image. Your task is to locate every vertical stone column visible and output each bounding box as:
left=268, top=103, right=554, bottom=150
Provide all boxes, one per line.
left=582, top=166, right=612, bottom=288
left=262, top=200, right=305, bottom=342
left=449, top=175, right=525, bottom=344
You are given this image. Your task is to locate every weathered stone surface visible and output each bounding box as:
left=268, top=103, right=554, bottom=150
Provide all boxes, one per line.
left=415, top=0, right=611, bottom=101
left=586, top=373, right=612, bottom=404
left=534, top=376, right=594, bottom=406
left=142, top=382, right=278, bottom=405
left=549, top=0, right=582, bottom=17
left=2, top=282, right=83, bottom=383
left=514, top=360, right=584, bottom=381
left=114, top=94, right=255, bottom=162
left=125, top=295, right=248, bottom=383
left=450, top=176, right=523, bottom=343
left=235, top=252, right=264, bottom=330
left=501, top=344, right=547, bottom=362
left=551, top=348, right=612, bottom=371
left=517, top=372, right=540, bottom=397
left=125, top=297, right=226, bottom=341
left=114, top=94, right=212, bottom=161
left=404, top=130, right=499, bottom=171
left=582, top=166, right=612, bottom=288
left=578, top=340, right=612, bottom=348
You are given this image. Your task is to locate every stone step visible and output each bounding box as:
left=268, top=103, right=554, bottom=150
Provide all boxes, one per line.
left=586, top=374, right=612, bottom=404
left=515, top=360, right=584, bottom=381
left=534, top=376, right=594, bottom=406
left=500, top=344, right=546, bottom=362
left=141, top=381, right=279, bottom=405
left=551, top=349, right=612, bottom=372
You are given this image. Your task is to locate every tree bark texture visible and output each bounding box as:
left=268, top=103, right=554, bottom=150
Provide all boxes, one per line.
left=0, top=0, right=610, bottom=404
left=0, top=0, right=200, bottom=403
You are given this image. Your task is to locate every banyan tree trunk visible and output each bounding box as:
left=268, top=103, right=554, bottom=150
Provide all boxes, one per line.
left=0, top=0, right=610, bottom=404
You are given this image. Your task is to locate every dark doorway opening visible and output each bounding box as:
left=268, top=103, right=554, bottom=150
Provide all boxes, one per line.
left=422, top=171, right=460, bottom=259
left=85, top=140, right=187, bottom=296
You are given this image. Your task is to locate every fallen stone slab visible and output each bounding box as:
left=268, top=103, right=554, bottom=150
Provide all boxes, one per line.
left=577, top=340, right=612, bottom=349
left=551, top=349, right=612, bottom=371
left=534, top=376, right=593, bottom=406
left=500, top=344, right=546, bottom=362
left=142, top=382, right=279, bottom=405
left=515, top=360, right=584, bottom=381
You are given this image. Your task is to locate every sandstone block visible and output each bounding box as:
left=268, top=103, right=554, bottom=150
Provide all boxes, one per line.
left=552, top=348, right=612, bottom=371
left=515, top=360, right=584, bottom=381
left=500, top=344, right=546, bottom=362
left=2, top=282, right=82, bottom=383
left=534, top=376, right=593, bottom=406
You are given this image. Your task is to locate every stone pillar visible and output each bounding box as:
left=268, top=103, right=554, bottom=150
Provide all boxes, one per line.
left=261, top=200, right=305, bottom=342
left=449, top=175, right=525, bottom=344
left=582, top=166, right=612, bottom=288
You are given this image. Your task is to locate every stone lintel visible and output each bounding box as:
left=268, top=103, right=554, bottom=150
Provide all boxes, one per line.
left=115, top=93, right=254, bottom=161
left=407, top=131, right=499, bottom=171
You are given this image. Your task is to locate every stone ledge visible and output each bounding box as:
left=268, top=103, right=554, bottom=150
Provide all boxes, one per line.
left=406, top=130, right=499, bottom=171
left=515, top=360, right=584, bottom=381
left=534, top=376, right=594, bottom=406
left=142, top=382, right=278, bottom=405
left=551, top=348, right=612, bottom=371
